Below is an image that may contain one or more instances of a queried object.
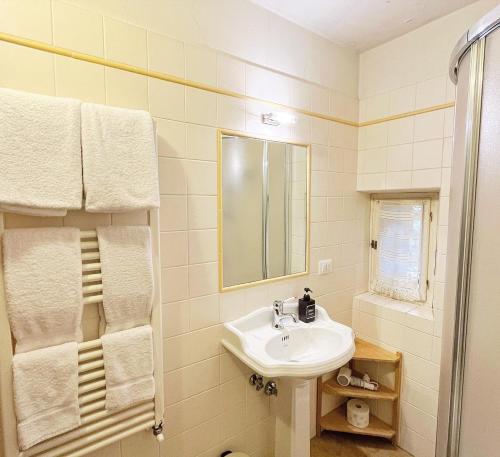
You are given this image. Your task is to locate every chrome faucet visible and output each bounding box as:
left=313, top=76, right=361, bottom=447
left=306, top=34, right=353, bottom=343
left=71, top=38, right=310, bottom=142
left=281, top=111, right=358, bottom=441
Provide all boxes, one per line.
left=272, top=298, right=298, bottom=329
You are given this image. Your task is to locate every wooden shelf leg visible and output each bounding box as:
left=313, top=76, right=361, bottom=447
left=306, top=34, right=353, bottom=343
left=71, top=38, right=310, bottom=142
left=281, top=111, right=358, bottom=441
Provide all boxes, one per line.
left=316, top=376, right=322, bottom=437
left=392, top=354, right=402, bottom=445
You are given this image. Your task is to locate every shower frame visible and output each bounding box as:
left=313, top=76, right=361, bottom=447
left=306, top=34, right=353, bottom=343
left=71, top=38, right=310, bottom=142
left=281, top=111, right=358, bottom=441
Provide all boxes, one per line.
left=437, top=6, right=500, bottom=457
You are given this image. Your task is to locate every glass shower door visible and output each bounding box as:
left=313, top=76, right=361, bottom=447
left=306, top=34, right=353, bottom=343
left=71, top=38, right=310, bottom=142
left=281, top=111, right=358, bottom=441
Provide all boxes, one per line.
left=438, top=13, right=500, bottom=457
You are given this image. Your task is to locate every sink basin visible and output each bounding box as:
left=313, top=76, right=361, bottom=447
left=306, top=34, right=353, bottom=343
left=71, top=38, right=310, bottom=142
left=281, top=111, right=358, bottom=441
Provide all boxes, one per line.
left=222, top=303, right=355, bottom=378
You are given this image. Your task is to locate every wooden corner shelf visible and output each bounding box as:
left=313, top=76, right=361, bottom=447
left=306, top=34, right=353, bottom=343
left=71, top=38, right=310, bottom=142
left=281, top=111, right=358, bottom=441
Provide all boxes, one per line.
left=353, top=338, right=400, bottom=363
left=320, top=404, right=396, bottom=440
left=316, top=338, right=402, bottom=444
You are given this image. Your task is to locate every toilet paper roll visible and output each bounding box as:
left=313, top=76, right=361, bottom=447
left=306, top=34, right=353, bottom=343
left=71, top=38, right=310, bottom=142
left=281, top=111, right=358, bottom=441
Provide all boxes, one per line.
left=347, top=398, right=370, bottom=429
left=337, top=366, right=352, bottom=387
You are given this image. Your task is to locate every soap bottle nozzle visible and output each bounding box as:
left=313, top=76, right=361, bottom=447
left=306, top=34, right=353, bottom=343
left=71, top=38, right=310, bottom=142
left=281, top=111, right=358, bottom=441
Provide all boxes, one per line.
left=303, top=287, right=313, bottom=301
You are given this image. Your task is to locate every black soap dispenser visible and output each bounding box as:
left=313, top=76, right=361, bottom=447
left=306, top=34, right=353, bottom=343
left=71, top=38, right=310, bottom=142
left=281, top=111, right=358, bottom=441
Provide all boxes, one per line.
left=299, top=287, right=316, bottom=323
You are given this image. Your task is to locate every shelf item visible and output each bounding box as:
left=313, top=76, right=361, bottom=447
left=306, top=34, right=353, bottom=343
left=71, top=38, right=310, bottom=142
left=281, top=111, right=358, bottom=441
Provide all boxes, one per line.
left=316, top=338, right=402, bottom=444
left=320, top=404, right=396, bottom=439
left=322, top=370, right=398, bottom=401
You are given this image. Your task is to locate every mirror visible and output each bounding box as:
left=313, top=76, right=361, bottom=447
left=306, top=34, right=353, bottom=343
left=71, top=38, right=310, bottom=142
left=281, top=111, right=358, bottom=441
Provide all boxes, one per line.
left=218, top=131, right=310, bottom=291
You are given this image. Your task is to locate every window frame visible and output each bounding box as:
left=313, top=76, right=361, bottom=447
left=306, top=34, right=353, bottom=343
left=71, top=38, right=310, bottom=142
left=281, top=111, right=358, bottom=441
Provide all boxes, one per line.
left=368, top=193, right=438, bottom=307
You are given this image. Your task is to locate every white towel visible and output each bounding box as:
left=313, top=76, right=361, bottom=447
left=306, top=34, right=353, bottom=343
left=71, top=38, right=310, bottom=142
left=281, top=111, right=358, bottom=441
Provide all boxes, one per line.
left=13, top=342, right=80, bottom=450
left=0, top=88, right=82, bottom=216
left=2, top=228, right=83, bottom=353
left=81, top=103, right=160, bottom=212
left=101, top=325, right=155, bottom=411
left=97, top=226, right=153, bottom=333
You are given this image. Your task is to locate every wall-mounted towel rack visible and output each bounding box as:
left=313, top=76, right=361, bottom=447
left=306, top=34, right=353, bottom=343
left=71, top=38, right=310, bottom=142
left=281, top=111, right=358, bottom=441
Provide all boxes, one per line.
left=0, top=211, right=164, bottom=457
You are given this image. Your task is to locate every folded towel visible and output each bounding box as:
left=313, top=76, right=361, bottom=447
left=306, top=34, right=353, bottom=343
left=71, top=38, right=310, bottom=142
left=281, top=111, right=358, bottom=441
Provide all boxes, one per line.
left=101, top=325, right=155, bottom=411
left=2, top=227, right=83, bottom=353
left=81, top=103, right=160, bottom=212
left=0, top=204, right=67, bottom=217
left=0, top=88, right=82, bottom=216
left=13, top=342, right=80, bottom=450
left=97, top=226, right=153, bottom=333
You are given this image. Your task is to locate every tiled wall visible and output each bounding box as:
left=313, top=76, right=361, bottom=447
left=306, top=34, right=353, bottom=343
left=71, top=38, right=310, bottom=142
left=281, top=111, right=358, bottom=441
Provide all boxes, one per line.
left=354, top=2, right=499, bottom=457
left=357, top=75, right=455, bottom=193
left=353, top=293, right=440, bottom=457
left=0, top=1, right=364, bottom=456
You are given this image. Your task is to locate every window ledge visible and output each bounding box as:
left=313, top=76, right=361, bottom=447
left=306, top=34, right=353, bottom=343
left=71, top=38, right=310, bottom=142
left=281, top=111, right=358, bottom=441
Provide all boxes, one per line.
left=354, top=292, right=434, bottom=335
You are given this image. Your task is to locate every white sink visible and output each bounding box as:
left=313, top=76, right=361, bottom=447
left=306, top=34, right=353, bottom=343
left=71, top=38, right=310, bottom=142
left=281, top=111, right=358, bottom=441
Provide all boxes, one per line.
left=222, top=303, right=355, bottom=378
left=222, top=301, right=355, bottom=457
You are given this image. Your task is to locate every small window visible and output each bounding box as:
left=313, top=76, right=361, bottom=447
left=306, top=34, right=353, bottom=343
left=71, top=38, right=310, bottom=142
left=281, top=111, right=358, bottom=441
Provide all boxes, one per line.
left=369, top=195, right=437, bottom=305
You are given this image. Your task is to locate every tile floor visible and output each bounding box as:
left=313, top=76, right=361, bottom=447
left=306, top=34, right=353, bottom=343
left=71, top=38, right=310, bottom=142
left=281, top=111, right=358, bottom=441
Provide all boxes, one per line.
left=311, top=432, right=413, bottom=457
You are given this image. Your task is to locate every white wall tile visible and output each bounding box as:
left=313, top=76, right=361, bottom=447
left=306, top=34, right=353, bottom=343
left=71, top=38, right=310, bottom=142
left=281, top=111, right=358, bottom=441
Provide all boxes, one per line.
left=386, top=171, right=412, bottom=190
left=160, top=195, right=187, bottom=231
left=311, top=145, right=329, bottom=171
left=148, top=32, right=185, bottom=77
left=53, top=1, right=103, bottom=55
left=149, top=79, right=185, bottom=121
left=186, top=125, right=217, bottom=161
left=188, top=196, right=217, bottom=229
left=188, top=230, right=217, bottom=264
left=413, top=111, right=445, bottom=142
left=289, top=79, right=312, bottom=111
left=162, top=300, right=189, bottom=338
left=359, top=124, right=388, bottom=150
left=412, top=139, right=443, bottom=170
left=401, top=402, right=437, bottom=443
left=160, top=231, right=188, bottom=267
left=186, top=44, right=217, bottom=86
left=156, top=119, right=187, bottom=158
left=104, top=17, right=147, bottom=67
left=311, top=119, right=329, bottom=146
left=389, top=85, right=416, bottom=115
left=188, top=263, right=218, bottom=298
left=246, top=64, right=289, bottom=105
left=358, top=148, right=387, bottom=174
left=415, top=76, right=446, bottom=109
left=158, top=157, right=187, bottom=195
left=189, top=294, right=220, bottom=330
left=0, top=0, right=52, bottom=42
left=105, top=69, right=148, bottom=110
left=442, top=137, right=453, bottom=167
left=162, top=266, right=189, bottom=303
left=0, top=43, right=55, bottom=95
left=357, top=173, right=386, bottom=192
left=387, top=144, right=412, bottom=171
left=55, top=57, right=106, bottom=103
left=186, top=87, right=217, bottom=126
left=185, top=160, right=217, bottom=195
left=359, top=92, right=389, bottom=122
left=310, top=85, right=330, bottom=115
left=387, top=117, right=414, bottom=145
left=217, top=54, right=245, bottom=94
left=411, top=168, right=441, bottom=190
left=217, top=95, right=246, bottom=131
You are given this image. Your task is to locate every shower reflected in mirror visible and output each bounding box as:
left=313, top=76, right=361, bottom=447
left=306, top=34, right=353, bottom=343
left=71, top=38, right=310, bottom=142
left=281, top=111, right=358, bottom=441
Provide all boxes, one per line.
left=218, top=131, right=310, bottom=290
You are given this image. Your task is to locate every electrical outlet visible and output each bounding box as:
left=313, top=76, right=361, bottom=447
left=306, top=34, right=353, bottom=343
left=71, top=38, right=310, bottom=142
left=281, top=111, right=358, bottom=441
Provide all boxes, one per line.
left=318, top=259, right=333, bottom=275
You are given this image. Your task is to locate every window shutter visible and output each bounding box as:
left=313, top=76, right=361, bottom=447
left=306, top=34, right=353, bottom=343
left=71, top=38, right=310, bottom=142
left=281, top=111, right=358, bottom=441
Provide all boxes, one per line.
left=372, top=200, right=425, bottom=301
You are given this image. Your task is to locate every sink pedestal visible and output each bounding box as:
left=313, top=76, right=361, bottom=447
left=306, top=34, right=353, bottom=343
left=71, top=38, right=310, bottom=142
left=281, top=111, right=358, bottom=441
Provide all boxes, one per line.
left=274, top=378, right=311, bottom=457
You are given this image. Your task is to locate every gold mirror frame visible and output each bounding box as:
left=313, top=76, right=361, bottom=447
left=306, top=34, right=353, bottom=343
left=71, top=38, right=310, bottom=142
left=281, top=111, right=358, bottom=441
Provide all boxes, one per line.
left=217, top=129, right=311, bottom=292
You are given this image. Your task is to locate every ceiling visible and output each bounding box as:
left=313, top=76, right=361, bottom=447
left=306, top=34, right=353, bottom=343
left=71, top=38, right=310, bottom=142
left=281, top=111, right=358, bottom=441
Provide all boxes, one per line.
left=249, top=0, right=477, bottom=50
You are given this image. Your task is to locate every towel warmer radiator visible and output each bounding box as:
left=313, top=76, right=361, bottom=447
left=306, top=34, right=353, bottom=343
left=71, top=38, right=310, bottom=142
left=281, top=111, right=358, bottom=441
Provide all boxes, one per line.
left=0, top=211, right=164, bottom=457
